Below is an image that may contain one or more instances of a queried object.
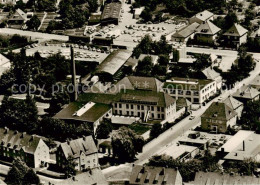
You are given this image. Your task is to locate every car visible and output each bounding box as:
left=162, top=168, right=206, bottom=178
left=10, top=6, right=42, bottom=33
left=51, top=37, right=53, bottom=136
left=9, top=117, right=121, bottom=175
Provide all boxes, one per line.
left=79, top=45, right=83, bottom=49
left=61, top=43, right=66, bottom=47
left=45, top=43, right=49, bottom=46
left=84, top=46, right=88, bottom=50
left=189, top=116, right=195, bottom=120
left=92, top=47, right=96, bottom=51
left=74, top=44, right=79, bottom=48
left=97, top=48, right=101, bottom=52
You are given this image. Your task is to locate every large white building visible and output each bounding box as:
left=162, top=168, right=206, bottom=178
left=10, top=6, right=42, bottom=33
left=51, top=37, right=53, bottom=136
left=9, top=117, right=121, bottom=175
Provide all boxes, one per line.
left=163, top=77, right=217, bottom=104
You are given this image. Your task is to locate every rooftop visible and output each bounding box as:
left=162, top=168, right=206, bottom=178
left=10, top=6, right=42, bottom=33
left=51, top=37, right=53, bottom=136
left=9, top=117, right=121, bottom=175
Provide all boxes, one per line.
left=222, top=96, right=243, bottom=110
left=191, top=10, right=214, bottom=22
left=53, top=101, right=111, bottom=123
left=195, top=20, right=221, bottom=35
left=111, top=116, right=140, bottom=125
left=232, top=85, right=260, bottom=99
left=101, top=2, right=122, bottom=20
left=129, top=165, right=180, bottom=185
left=163, top=77, right=214, bottom=91
left=60, top=136, right=98, bottom=159
left=159, top=144, right=197, bottom=160
left=172, top=22, right=200, bottom=38
left=96, top=50, right=132, bottom=75
left=201, top=102, right=237, bottom=121
left=202, top=67, right=221, bottom=80
left=223, top=23, right=248, bottom=37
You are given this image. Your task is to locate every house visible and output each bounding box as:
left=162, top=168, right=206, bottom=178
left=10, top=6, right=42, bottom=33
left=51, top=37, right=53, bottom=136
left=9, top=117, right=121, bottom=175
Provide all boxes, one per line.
left=222, top=96, right=243, bottom=118
left=53, top=101, right=112, bottom=134
left=163, top=77, right=217, bottom=104
left=223, top=24, right=248, bottom=48
left=201, top=102, right=238, bottom=133
left=8, top=8, right=28, bottom=29
left=201, top=67, right=222, bottom=89
left=171, top=22, right=200, bottom=42
left=56, top=136, right=99, bottom=171
left=57, top=168, right=108, bottom=185
left=189, top=10, right=214, bottom=24
left=178, top=131, right=210, bottom=150
left=95, top=50, right=132, bottom=82
left=108, top=76, right=163, bottom=94
left=112, top=89, right=176, bottom=122
left=0, top=54, right=11, bottom=77
left=134, top=7, right=145, bottom=19
left=250, top=73, right=260, bottom=90
left=0, top=127, right=50, bottom=168
left=195, top=21, right=221, bottom=44
left=101, top=1, right=122, bottom=25
left=137, top=54, right=159, bottom=65
left=128, top=165, right=182, bottom=185
left=217, top=130, right=260, bottom=163
left=192, top=171, right=260, bottom=185
left=250, top=27, right=260, bottom=40
left=232, top=85, right=260, bottom=104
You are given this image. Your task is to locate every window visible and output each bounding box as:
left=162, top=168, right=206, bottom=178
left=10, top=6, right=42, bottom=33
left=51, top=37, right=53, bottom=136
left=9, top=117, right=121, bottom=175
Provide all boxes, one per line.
left=138, top=112, right=140, bottom=117
left=141, top=105, right=144, bottom=110
left=131, top=104, right=134, bottom=109
left=194, top=91, right=199, bottom=96
left=119, top=104, right=122, bottom=108
left=137, top=105, right=140, bottom=110
left=126, top=104, right=129, bottom=109
left=162, top=114, right=165, bottom=119
left=114, top=103, right=117, bottom=108
left=131, top=111, right=134, bottom=116
left=158, top=114, right=161, bottom=119
left=151, top=106, right=154, bottom=111
left=186, top=91, right=191, bottom=95
left=161, top=107, right=164, bottom=112
left=119, top=110, right=122, bottom=115
left=157, top=107, right=160, bottom=112
left=115, top=110, right=118, bottom=114
left=126, top=111, right=129, bottom=115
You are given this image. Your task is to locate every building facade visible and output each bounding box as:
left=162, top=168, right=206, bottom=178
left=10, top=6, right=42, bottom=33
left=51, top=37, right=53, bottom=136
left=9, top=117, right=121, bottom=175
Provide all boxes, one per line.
left=163, top=78, right=217, bottom=104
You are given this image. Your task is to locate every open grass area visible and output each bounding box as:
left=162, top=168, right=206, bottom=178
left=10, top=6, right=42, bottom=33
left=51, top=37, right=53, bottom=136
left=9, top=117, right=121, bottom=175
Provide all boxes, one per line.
left=129, top=123, right=150, bottom=135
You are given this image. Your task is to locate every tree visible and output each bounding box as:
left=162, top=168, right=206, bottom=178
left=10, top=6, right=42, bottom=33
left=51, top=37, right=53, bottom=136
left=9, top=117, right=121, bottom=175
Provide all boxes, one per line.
left=158, top=55, right=169, bottom=66
left=224, top=11, right=238, bottom=30
left=23, top=169, right=40, bottom=185
left=149, top=123, right=162, bottom=139
left=111, top=127, right=144, bottom=162
left=95, top=119, right=113, bottom=139
left=64, top=155, right=77, bottom=178
left=135, top=56, right=153, bottom=77
left=26, top=15, right=41, bottom=31
left=5, top=166, right=23, bottom=185
left=140, top=7, right=152, bottom=22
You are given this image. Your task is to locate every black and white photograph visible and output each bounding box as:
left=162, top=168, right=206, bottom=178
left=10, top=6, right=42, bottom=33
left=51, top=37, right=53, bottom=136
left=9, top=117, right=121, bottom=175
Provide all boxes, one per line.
left=0, top=0, right=260, bottom=184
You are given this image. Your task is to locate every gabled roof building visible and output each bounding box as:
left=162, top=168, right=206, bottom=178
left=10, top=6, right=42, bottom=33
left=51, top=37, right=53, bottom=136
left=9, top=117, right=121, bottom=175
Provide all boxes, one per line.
left=232, top=85, right=260, bottom=104
left=223, top=24, right=248, bottom=48
left=0, top=127, right=50, bottom=168
left=56, top=136, right=99, bottom=171
left=172, top=22, right=200, bottom=42
left=189, top=10, right=214, bottom=24
left=195, top=21, right=221, bottom=44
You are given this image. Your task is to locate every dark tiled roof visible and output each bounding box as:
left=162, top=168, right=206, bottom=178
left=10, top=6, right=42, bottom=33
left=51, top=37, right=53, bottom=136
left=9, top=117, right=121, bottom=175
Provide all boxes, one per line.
left=108, top=76, right=163, bottom=93
left=222, top=96, right=243, bottom=110
left=117, top=89, right=175, bottom=107
left=191, top=10, right=214, bottom=22
left=129, top=165, right=180, bottom=185
left=201, top=102, right=237, bottom=121
left=193, top=171, right=260, bottom=185
left=196, top=21, right=221, bottom=35
left=101, top=2, right=122, bottom=20
left=172, top=22, right=200, bottom=38
left=232, top=85, right=260, bottom=100
left=53, top=102, right=111, bottom=123
left=0, top=128, right=41, bottom=154
left=60, top=136, right=98, bottom=159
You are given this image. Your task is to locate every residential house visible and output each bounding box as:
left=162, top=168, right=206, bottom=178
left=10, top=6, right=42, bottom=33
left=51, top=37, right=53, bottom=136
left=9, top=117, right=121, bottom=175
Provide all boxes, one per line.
left=250, top=73, right=260, bottom=90
left=57, top=168, right=108, bottom=185
left=0, top=54, right=11, bottom=77
left=222, top=96, right=243, bottom=118
left=191, top=171, right=260, bottom=185
left=232, top=85, right=260, bottom=105
left=8, top=8, right=28, bottom=29
left=101, top=1, right=122, bottom=25
left=128, top=165, right=182, bottom=185
left=201, top=67, right=222, bottom=89
left=176, top=98, right=192, bottom=118
left=0, top=127, right=50, bottom=168
left=108, top=76, right=163, bottom=94
left=172, top=22, right=200, bottom=42
left=217, top=130, right=260, bottom=163
left=56, top=136, right=99, bottom=171
left=53, top=101, right=112, bottom=134
left=163, top=77, right=217, bottom=104
left=189, top=10, right=214, bottom=24
left=112, top=90, right=176, bottom=122
left=250, top=27, right=260, bottom=41
left=223, top=24, right=248, bottom=48
left=201, top=102, right=237, bottom=133
left=195, top=21, right=221, bottom=44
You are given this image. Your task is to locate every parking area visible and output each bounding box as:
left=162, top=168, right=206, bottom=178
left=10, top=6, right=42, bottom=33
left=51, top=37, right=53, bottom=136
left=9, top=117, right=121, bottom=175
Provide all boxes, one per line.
left=15, top=43, right=110, bottom=64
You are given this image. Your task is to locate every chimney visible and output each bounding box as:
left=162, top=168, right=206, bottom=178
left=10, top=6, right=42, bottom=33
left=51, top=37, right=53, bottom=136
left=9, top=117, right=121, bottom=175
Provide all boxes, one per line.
left=71, top=46, right=78, bottom=101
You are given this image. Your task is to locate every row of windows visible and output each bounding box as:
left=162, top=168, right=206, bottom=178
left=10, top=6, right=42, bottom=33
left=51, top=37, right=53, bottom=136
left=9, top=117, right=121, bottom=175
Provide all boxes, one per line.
left=114, top=110, right=165, bottom=119
left=114, top=103, right=165, bottom=112
left=206, top=119, right=223, bottom=124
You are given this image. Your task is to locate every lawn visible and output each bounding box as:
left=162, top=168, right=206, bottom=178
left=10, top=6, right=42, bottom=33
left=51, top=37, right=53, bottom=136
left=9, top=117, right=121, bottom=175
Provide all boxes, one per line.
left=129, top=123, right=150, bottom=135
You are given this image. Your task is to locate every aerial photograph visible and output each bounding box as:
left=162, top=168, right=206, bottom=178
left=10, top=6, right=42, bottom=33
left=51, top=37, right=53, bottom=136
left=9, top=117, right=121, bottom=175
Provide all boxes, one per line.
left=0, top=0, right=260, bottom=184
